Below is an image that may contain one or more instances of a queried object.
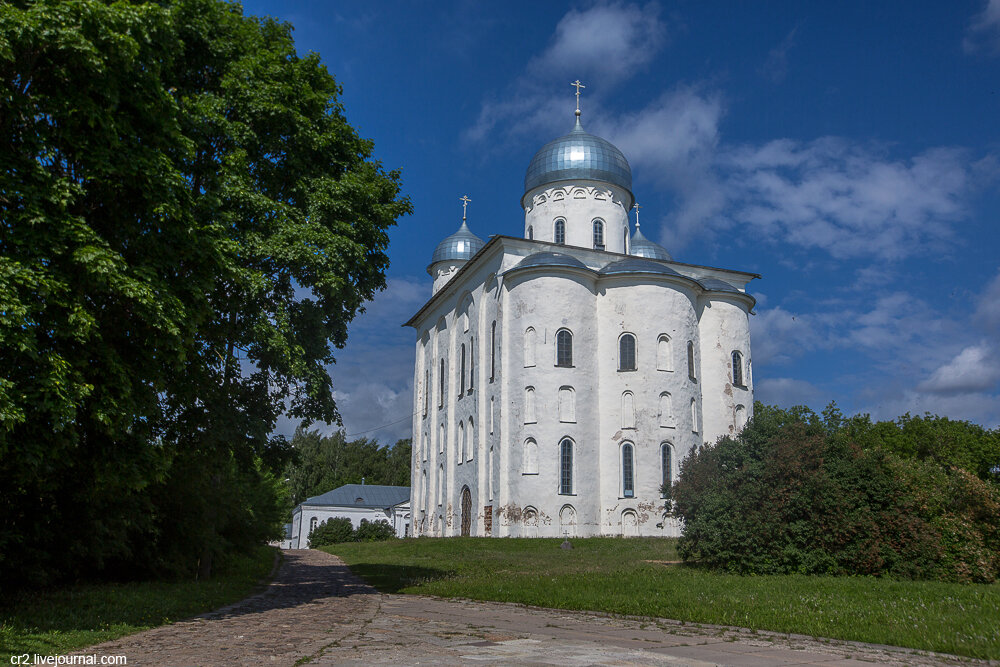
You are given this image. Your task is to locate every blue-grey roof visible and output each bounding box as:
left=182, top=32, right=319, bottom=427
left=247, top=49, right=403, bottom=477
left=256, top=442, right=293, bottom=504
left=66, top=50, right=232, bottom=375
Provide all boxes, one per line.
left=599, top=257, right=683, bottom=278
left=524, top=117, right=633, bottom=205
left=509, top=251, right=591, bottom=273
left=699, top=277, right=741, bottom=293
left=629, top=226, right=672, bottom=261
left=301, top=484, right=410, bottom=509
left=430, top=220, right=485, bottom=266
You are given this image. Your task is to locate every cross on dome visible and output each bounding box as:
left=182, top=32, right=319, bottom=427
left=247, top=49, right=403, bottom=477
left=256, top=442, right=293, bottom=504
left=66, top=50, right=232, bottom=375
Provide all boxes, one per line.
left=633, top=202, right=642, bottom=229
left=460, top=194, right=471, bottom=221
left=571, top=79, right=585, bottom=117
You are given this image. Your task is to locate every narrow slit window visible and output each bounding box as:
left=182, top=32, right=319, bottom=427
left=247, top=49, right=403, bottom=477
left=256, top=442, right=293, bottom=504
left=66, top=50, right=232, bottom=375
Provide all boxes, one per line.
left=687, top=341, right=696, bottom=380
left=459, top=344, right=466, bottom=395
left=732, top=350, right=744, bottom=386
left=555, top=218, right=566, bottom=245
left=439, top=359, right=445, bottom=407
left=656, top=335, right=672, bottom=371
left=527, top=225, right=533, bottom=240
left=560, top=439, right=573, bottom=494
left=622, top=443, right=634, bottom=498
left=490, top=321, right=496, bottom=381
left=468, top=339, right=474, bottom=391
left=524, top=327, right=536, bottom=367
left=661, top=443, right=673, bottom=496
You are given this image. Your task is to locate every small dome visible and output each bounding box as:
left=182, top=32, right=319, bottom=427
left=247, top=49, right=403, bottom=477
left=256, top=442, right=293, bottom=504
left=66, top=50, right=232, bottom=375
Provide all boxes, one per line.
left=598, top=257, right=683, bottom=278
left=524, top=117, right=633, bottom=205
left=629, top=225, right=672, bottom=261
left=509, top=251, right=590, bottom=273
left=430, top=220, right=485, bottom=266
left=699, top=277, right=741, bottom=293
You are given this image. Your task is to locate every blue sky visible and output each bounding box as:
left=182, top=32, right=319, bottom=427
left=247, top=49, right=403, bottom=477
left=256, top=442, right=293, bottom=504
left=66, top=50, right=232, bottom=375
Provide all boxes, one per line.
left=245, top=0, right=1000, bottom=443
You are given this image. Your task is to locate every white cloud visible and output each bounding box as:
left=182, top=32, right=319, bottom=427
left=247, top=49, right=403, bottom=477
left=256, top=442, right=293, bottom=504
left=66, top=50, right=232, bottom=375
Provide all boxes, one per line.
left=974, top=268, right=1000, bottom=333
left=758, top=27, right=798, bottom=84
left=750, top=306, right=826, bottom=366
left=718, top=140, right=973, bottom=260
left=917, top=343, right=1000, bottom=395
left=964, top=0, right=1000, bottom=54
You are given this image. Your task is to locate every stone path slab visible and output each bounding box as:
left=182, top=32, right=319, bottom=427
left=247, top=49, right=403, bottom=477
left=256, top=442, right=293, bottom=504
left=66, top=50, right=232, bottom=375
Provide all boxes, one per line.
left=78, top=549, right=987, bottom=666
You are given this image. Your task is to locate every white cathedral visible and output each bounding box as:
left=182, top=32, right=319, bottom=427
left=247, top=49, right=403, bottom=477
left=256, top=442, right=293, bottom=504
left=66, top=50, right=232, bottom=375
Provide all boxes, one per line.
left=405, top=93, right=757, bottom=538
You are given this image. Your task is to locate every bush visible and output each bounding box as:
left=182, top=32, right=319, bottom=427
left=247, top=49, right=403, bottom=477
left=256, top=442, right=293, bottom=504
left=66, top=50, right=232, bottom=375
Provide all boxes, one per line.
left=354, top=519, right=396, bottom=542
left=308, top=517, right=354, bottom=547
left=670, top=402, right=1000, bottom=583
left=307, top=517, right=396, bottom=547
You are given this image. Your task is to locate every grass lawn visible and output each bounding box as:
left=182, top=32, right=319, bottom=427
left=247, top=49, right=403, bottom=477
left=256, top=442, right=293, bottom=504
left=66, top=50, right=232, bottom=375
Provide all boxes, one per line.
left=0, top=546, right=277, bottom=660
left=325, top=537, right=1000, bottom=660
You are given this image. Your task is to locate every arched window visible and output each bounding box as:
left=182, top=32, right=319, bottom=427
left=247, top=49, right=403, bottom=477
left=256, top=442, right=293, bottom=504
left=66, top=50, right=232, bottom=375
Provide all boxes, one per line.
left=593, top=219, right=605, bottom=249
left=524, top=386, right=536, bottom=423
left=524, top=327, right=536, bottom=367
left=467, top=418, right=474, bottom=462
left=621, top=391, right=635, bottom=429
left=309, top=516, right=318, bottom=534
left=656, top=335, right=673, bottom=371
left=691, top=398, right=699, bottom=433
left=523, top=438, right=538, bottom=475
left=735, top=404, right=747, bottom=430
left=459, top=344, right=466, bottom=395
left=438, top=423, right=445, bottom=454
left=439, top=358, right=445, bottom=407
left=658, top=392, right=674, bottom=427
left=622, top=443, right=635, bottom=498
left=490, top=321, right=497, bottom=382
left=560, top=438, right=574, bottom=494
left=468, top=338, right=474, bottom=391
left=527, top=225, right=533, bottom=240
left=556, top=329, right=573, bottom=367
left=554, top=218, right=566, bottom=245
left=661, top=443, right=673, bottom=497
left=732, top=350, right=744, bottom=386
left=619, top=333, right=636, bottom=371
left=558, top=386, right=575, bottom=422
left=458, top=420, right=465, bottom=463
left=437, top=464, right=443, bottom=506
left=687, top=340, right=696, bottom=380
left=488, top=445, right=495, bottom=500
left=489, top=397, right=495, bottom=434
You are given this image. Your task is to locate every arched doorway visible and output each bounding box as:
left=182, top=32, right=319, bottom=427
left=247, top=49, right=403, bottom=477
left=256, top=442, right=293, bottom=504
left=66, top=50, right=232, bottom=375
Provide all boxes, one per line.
left=461, top=486, right=472, bottom=536
left=622, top=509, right=638, bottom=537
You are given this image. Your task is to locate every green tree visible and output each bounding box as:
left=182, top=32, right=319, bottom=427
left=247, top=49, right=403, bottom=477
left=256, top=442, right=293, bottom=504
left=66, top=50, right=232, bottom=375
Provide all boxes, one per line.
left=285, top=428, right=411, bottom=504
left=0, top=0, right=409, bottom=589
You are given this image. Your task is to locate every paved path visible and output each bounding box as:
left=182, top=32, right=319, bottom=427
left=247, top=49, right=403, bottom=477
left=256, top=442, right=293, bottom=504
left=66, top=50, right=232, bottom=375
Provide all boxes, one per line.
left=81, top=550, right=983, bottom=666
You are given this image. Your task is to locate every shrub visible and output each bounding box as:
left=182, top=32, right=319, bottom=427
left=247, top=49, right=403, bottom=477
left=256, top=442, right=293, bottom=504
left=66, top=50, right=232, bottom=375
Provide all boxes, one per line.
left=308, top=517, right=354, bottom=547
left=670, top=403, right=1000, bottom=583
left=354, top=518, right=396, bottom=542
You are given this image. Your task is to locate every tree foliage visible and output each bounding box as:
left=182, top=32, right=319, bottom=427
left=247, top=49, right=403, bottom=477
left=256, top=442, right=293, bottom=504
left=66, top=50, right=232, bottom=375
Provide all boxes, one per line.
left=670, top=403, right=1000, bottom=583
left=307, top=516, right=396, bottom=547
left=0, top=0, right=409, bottom=590
left=285, top=428, right=411, bottom=505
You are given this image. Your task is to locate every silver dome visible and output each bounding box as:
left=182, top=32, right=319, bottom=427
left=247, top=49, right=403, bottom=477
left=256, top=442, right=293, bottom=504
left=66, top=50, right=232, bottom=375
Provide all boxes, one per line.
left=629, top=225, right=672, bottom=261
left=429, top=220, right=485, bottom=266
left=598, top=257, right=683, bottom=278
left=524, top=118, right=633, bottom=205
left=509, top=251, right=591, bottom=273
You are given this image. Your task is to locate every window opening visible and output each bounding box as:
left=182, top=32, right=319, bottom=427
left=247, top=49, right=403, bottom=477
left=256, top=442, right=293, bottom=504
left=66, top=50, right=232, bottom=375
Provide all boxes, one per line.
left=460, top=344, right=466, bottom=395
left=732, top=350, right=744, bottom=386
left=490, top=321, right=496, bottom=381
left=687, top=341, right=696, bottom=380
left=593, top=219, right=605, bottom=249
left=622, top=443, right=634, bottom=498
left=560, top=438, right=574, bottom=494
left=556, top=329, right=573, bottom=367
left=619, top=333, right=636, bottom=371
left=661, top=443, right=673, bottom=496
left=555, top=218, right=566, bottom=245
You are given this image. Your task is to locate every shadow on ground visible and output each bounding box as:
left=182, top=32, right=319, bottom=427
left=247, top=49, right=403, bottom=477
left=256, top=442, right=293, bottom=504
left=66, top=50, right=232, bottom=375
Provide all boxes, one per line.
left=341, top=562, right=452, bottom=594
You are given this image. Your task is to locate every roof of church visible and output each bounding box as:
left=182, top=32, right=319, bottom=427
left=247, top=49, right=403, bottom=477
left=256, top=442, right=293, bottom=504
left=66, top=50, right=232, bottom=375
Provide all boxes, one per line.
left=509, top=251, right=589, bottom=272
left=301, top=484, right=410, bottom=509
left=429, top=220, right=485, bottom=267
left=629, top=225, right=672, bottom=261
left=698, top=277, right=742, bottom=293
left=524, top=117, right=633, bottom=206
left=599, top=257, right=683, bottom=277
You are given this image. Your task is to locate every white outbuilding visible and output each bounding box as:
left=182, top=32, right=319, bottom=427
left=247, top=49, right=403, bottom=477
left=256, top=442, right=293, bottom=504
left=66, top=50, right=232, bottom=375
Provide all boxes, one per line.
left=405, top=102, right=757, bottom=538
left=289, top=484, right=411, bottom=548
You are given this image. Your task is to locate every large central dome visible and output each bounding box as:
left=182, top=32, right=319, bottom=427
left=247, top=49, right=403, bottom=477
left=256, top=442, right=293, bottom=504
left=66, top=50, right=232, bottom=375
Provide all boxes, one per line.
left=523, top=117, right=633, bottom=206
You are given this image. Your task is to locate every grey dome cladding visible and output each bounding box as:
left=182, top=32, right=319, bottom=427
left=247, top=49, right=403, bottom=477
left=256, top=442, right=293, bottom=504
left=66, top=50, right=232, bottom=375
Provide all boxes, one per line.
left=430, top=220, right=485, bottom=266
left=509, top=251, right=590, bottom=272
left=598, top=257, right=683, bottom=278
left=699, top=277, right=741, bottom=293
left=524, top=118, right=633, bottom=205
left=629, top=226, right=672, bottom=260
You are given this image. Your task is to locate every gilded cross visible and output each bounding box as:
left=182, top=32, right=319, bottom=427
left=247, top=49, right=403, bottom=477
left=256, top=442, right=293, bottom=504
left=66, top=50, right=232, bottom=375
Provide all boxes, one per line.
left=571, top=79, right=586, bottom=114
left=460, top=195, right=471, bottom=221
